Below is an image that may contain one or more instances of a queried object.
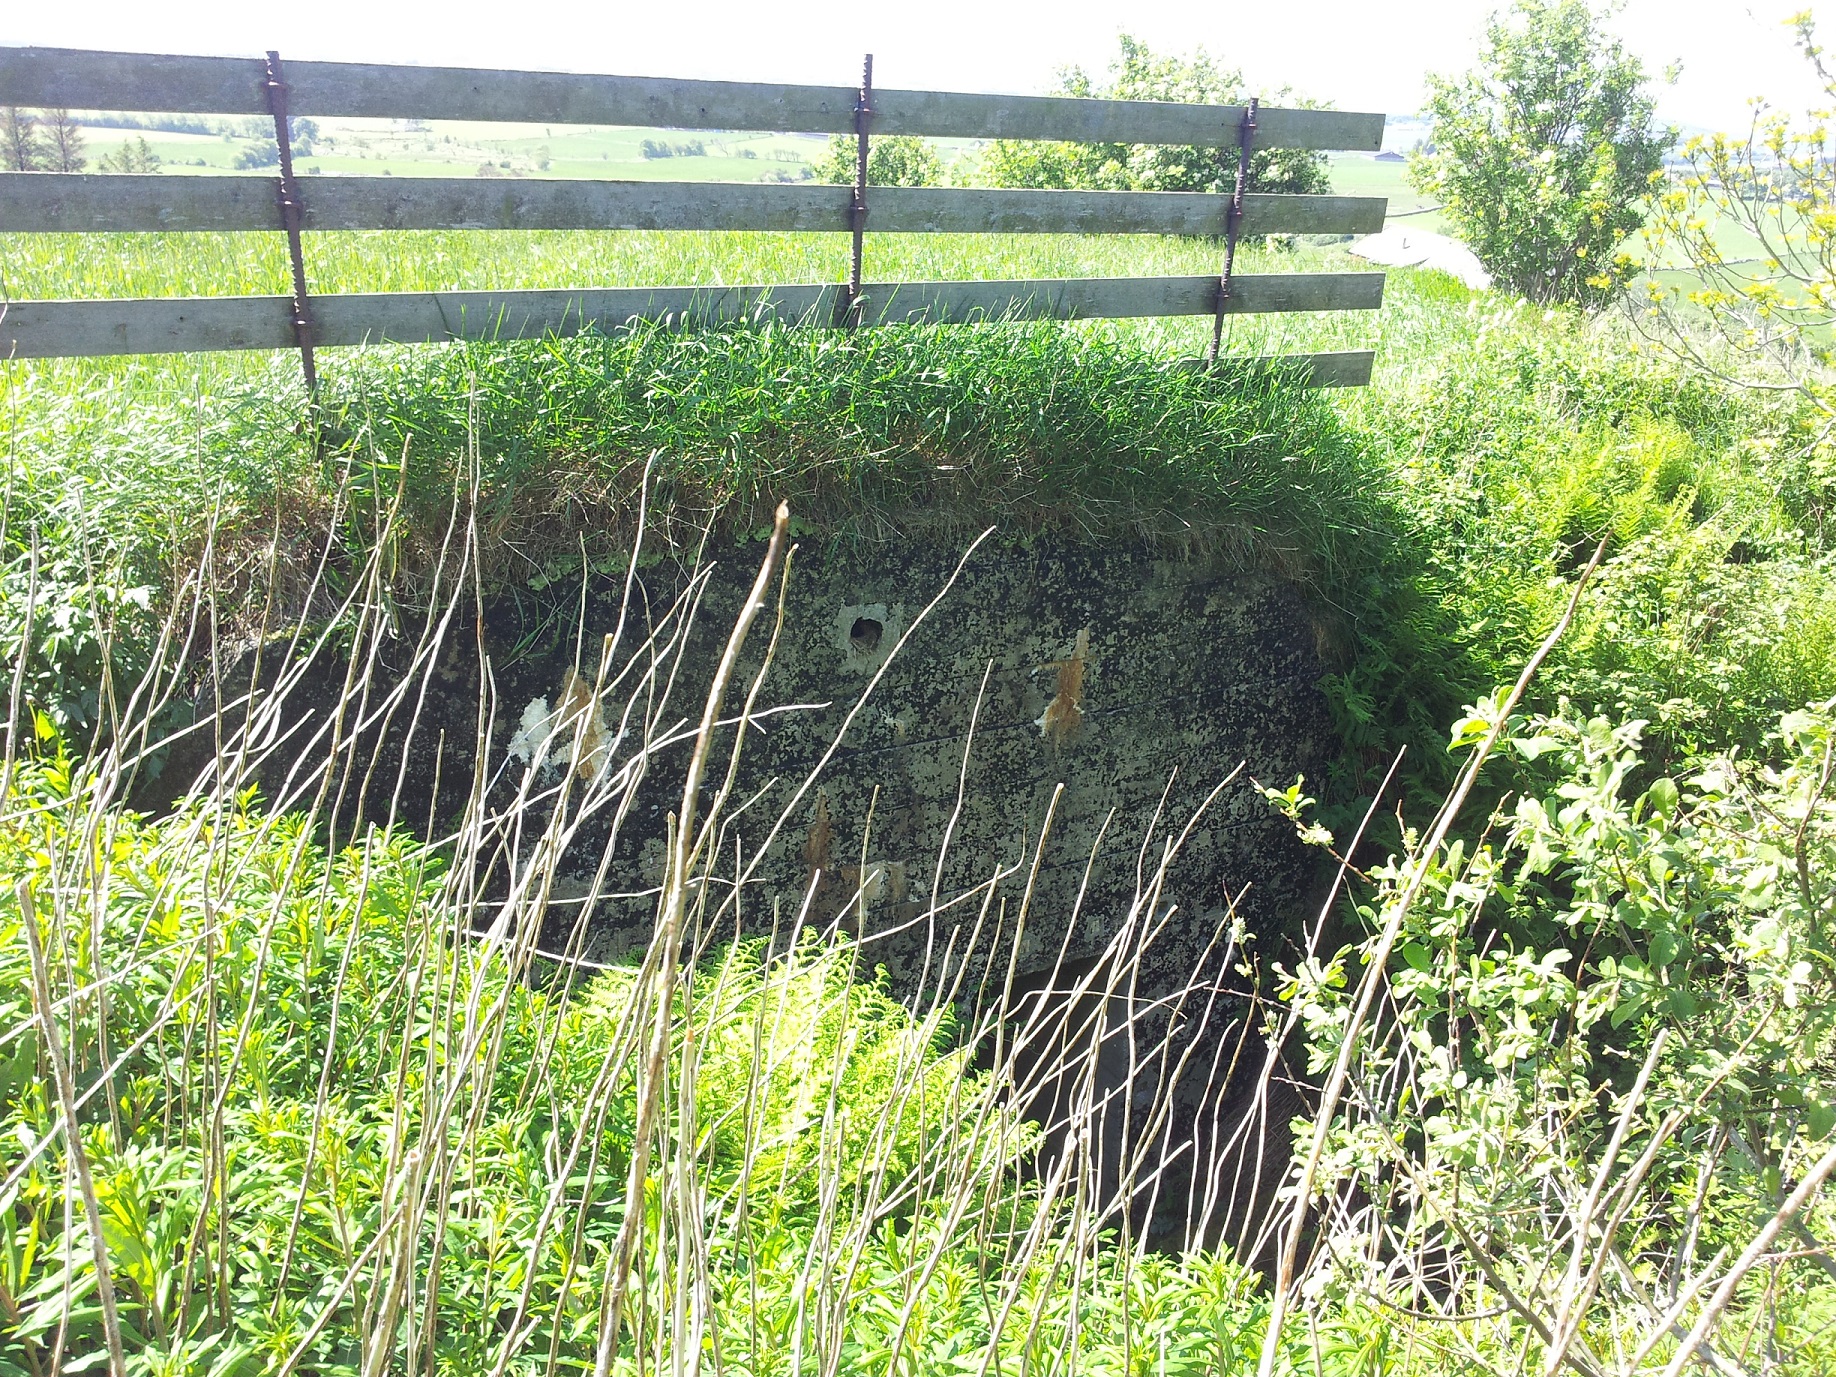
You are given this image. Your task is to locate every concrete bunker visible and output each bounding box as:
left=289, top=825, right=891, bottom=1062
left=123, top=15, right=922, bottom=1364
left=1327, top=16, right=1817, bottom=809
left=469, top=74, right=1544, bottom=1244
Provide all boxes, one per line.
left=169, top=530, right=1337, bottom=1247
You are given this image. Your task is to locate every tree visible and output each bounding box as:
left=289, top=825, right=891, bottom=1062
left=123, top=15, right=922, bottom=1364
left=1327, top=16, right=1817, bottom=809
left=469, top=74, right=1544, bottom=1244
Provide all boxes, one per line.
left=2, top=106, right=45, bottom=171
left=972, top=36, right=1330, bottom=197
left=1640, top=12, right=1836, bottom=415
left=1411, top=0, right=1672, bottom=307
left=38, top=109, right=85, bottom=172
left=809, top=133, right=943, bottom=187
left=97, top=136, right=162, bottom=174
left=234, top=138, right=281, bottom=169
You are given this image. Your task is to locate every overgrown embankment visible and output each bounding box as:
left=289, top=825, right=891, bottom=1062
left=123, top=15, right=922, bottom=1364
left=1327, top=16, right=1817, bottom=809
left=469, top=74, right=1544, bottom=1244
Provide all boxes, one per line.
left=5, top=274, right=1835, bottom=815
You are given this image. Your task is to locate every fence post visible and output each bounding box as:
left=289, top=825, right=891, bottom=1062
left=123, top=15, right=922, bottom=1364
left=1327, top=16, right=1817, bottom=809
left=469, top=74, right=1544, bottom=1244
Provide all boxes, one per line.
left=264, top=50, right=318, bottom=395
left=840, top=53, right=874, bottom=327
left=1206, top=96, right=1258, bottom=367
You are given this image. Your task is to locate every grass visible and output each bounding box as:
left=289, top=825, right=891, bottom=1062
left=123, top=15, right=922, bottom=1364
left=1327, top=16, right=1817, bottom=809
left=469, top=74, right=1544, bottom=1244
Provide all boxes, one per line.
left=0, top=691, right=1299, bottom=1373
left=0, top=302, right=1377, bottom=594
left=0, top=225, right=1394, bottom=685
left=5, top=228, right=1832, bottom=799
left=77, top=118, right=1394, bottom=198
left=0, top=481, right=1423, bottom=1373
left=1322, top=153, right=1446, bottom=229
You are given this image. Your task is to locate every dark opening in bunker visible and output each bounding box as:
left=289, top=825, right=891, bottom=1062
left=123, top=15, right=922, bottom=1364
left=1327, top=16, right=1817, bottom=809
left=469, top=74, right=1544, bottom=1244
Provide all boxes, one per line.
left=850, top=616, right=884, bottom=654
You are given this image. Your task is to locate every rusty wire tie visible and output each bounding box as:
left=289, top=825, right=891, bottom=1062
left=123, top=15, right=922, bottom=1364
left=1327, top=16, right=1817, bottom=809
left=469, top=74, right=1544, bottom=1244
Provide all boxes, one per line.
left=264, top=50, right=318, bottom=395
left=839, top=53, right=874, bottom=328
left=1206, top=95, right=1259, bottom=367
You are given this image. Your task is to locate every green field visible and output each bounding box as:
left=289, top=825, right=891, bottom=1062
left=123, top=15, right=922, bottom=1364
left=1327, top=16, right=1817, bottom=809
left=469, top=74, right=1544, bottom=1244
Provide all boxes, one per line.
left=63, top=122, right=1766, bottom=281
left=3, top=228, right=1399, bottom=373
left=1324, top=150, right=1446, bottom=228
left=5, top=138, right=1451, bottom=373
left=77, top=117, right=968, bottom=183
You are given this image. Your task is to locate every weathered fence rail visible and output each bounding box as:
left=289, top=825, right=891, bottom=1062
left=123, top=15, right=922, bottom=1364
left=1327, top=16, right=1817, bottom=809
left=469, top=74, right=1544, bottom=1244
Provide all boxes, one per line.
left=0, top=47, right=1383, bottom=147
left=0, top=175, right=1386, bottom=238
left=0, top=274, right=1384, bottom=357
left=0, top=45, right=1389, bottom=387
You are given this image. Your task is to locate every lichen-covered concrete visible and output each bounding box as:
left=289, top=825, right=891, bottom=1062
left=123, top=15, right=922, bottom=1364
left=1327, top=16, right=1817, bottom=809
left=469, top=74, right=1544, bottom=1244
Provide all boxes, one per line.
left=474, top=535, right=1333, bottom=994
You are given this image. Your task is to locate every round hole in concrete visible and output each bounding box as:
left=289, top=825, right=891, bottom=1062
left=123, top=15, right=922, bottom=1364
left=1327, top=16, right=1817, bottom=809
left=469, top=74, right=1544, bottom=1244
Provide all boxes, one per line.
left=850, top=616, right=884, bottom=654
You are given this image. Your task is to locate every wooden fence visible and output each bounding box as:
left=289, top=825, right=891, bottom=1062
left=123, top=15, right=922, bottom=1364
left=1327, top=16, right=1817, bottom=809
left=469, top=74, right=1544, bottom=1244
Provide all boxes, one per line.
left=0, top=46, right=1389, bottom=387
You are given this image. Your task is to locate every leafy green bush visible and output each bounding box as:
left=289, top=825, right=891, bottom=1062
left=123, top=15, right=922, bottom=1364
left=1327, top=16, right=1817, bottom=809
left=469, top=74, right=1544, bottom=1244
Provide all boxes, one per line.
left=1323, top=299, right=1836, bottom=815
left=1410, top=0, right=1671, bottom=306
left=809, top=133, right=942, bottom=187
left=1276, top=697, right=1836, bottom=1375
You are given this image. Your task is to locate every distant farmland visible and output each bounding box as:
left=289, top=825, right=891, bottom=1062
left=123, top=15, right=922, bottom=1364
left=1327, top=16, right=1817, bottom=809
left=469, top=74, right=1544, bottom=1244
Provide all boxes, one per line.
left=71, top=111, right=1420, bottom=202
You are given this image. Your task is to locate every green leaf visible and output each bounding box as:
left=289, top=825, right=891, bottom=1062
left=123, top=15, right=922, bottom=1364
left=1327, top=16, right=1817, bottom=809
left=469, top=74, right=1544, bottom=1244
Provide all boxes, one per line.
left=1609, top=992, right=1647, bottom=1028
left=1808, top=1095, right=1836, bottom=1142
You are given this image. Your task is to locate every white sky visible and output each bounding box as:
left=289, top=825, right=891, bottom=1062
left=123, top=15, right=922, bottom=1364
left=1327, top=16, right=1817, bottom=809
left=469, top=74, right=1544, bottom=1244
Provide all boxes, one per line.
left=3, top=0, right=1825, bottom=134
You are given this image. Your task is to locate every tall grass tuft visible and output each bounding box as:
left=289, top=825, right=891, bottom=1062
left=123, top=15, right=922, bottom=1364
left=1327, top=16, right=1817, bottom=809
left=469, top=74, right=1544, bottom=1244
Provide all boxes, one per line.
left=1, top=316, right=1384, bottom=737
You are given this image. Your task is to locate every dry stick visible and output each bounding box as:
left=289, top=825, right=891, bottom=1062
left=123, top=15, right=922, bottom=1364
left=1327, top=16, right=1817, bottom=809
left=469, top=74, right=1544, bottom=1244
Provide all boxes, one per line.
left=274, top=1183, right=413, bottom=1377
left=660, top=562, right=800, bottom=1377
left=1102, top=776, right=1245, bottom=1227
left=0, top=535, right=39, bottom=812
left=1389, top=1154, right=1608, bottom=1377
left=431, top=594, right=710, bottom=1183
left=1543, top=1027, right=1672, bottom=1376
left=1614, top=1246, right=1743, bottom=1377
left=19, top=881, right=127, bottom=1377
left=592, top=503, right=792, bottom=1377
left=1208, top=746, right=1405, bottom=1257
left=1560, top=1115, right=1752, bottom=1376
left=1672, top=1132, right=1729, bottom=1307
left=1254, top=538, right=1608, bottom=1377
left=1786, top=1219, right=1836, bottom=1285
left=1658, top=1133, right=1836, bottom=1377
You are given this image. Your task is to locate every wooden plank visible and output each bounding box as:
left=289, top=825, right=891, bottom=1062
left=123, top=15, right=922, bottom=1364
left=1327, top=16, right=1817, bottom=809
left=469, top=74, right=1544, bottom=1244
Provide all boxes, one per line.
left=1241, top=195, right=1387, bottom=238
left=0, top=46, right=1384, bottom=150
left=0, top=294, right=298, bottom=355
left=0, top=172, right=280, bottom=232
left=1288, top=349, right=1375, bottom=388
left=850, top=273, right=1384, bottom=323
left=0, top=297, right=1375, bottom=386
left=0, top=274, right=1383, bottom=358
left=0, top=173, right=1387, bottom=237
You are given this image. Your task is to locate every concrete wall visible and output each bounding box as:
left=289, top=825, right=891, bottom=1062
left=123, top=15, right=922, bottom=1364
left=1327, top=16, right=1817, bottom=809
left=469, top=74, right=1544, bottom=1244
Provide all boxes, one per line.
left=166, top=531, right=1338, bottom=1247
left=478, top=534, right=1335, bottom=996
